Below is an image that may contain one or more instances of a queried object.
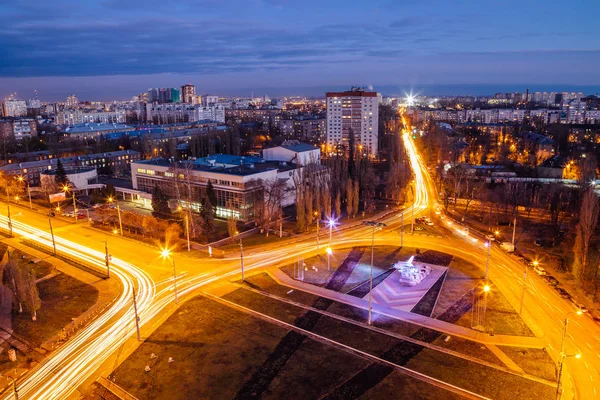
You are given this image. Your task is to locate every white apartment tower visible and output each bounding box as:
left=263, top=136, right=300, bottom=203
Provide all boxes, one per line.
left=66, top=94, right=79, bottom=108
left=326, top=88, right=379, bottom=157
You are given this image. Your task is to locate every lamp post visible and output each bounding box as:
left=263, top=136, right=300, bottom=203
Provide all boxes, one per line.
left=18, top=176, right=32, bottom=209
left=108, top=197, right=123, bottom=236
left=132, top=288, right=141, bottom=342
left=48, top=218, right=57, bottom=255
left=484, top=241, right=491, bottom=280
left=7, top=204, right=12, bottom=237
left=314, top=211, right=320, bottom=251
left=512, top=216, right=517, bottom=246
left=1, top=374, right=18, bottom=400
left=520, top=261, right=535, bottom=315
left=160, top=248, right=178, bottom=304
left=556, top=352, right=581, bottom=400
left=327, top=218, right=335, bottom=271
left=239, top=239, right=245, bottom=282
left=363, top=220, right=386, bottom=325
left=104, top=240, right=111, bottom=278
left=62, top=185, right=77, bottom=223
left=400, top=210, right=404, bottom=247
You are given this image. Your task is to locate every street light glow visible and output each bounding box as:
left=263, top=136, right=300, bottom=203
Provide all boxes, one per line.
left=107, top=196, right=114, bottom=203
left=483, top=285, right=491, bottom=293
left=576, top=353, right=582, bottom=359
left=576, top=310, right=583, bottom=316
left=328, top=219, right=335, bottom=228
left=161, top=248, right=171, bottom=258
left=326, top=247, right=332, bottom=255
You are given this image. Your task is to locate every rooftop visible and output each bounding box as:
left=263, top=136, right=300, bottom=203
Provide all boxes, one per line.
left=64, top=123, right=133, bottom=134
left=136, top=155, right=297, bottom=177
left=280, top=142, right=319, bottom=153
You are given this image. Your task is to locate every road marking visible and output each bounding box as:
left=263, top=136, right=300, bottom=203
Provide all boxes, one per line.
left=587, top=342, right=593, bottom=349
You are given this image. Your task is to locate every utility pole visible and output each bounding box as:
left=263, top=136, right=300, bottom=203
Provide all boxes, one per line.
left=239, top=239, right=245, bottom=282
left=7, top=205, right=12, bottom=237
left=512, top=216, right=517, bottom=246
left=171, top=257, right=178, bottom=304
left=484, top=241, right=491, bottom=280
left=132, top=288, right=141, bottom=341
left=316, top=218, right=320, bottom=251
left=400, top=211, right=404, bottom=247
left=3, top=374, right=18, bottom=400
left=185, top=214, right=190, bottom=252
left=363, top=221, right=386, bottom=325
left=117, top=203, right=123, bottom=236
left=49, top=218, right=57, bottom=255
left=72, top=191, right=77, bottom=223
left=104, top=241, right=110, bottom=278
left=520, top=264, right=527, bottom=315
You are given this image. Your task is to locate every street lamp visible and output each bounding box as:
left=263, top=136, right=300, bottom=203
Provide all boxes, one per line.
left=1, top=373, right=18, bottom=399
left=160, top=248, right=178, bottom=304
left=556, top=351, right=582, bottom=400
left=484, top=241, right=491, bottom=280
left=62, top=184, right=77, bottom=223
left=327, top=218, right=336, bottom=271
left=314, top=211, right=320, bottom=251
left=107, top=196, right=123, bottom=236
left=363, top=220, right=386, bottom=325
left=17, top=176, right=32, bottom=209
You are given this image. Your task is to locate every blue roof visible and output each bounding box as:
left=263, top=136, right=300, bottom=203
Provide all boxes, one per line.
left=195, top=154, right=265, bottom=167
left=281, top=143, right=319, bottom=152
left=65, top=123, right=132, bottom=133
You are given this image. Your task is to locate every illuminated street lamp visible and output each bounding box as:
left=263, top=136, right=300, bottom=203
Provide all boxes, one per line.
left=160, top=248, right=178, bottom=304
left=327, top=218, right=336, bottom=271
left=18, top=176, right=32, bottom=209
left=1, top=373, right=18, bottom=400
left=556, top=351, right=582, bottom=400
left=107, top=196, right=123, bottom=236
left=484, top=241, right=491, bottom=280
left=62, top=185, right=77, bottom=223
left=363, top=220, right=386, bottom=325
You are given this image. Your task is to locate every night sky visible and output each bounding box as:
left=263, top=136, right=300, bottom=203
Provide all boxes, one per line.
left=1, top=0, right=599, bottom=100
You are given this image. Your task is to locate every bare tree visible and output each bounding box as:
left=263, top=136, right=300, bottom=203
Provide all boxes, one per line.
left=352, top=180, right=360, bottom=218
left=334, top=191, right=341, bottom=219
left=573, top=187, right=599, bottom=282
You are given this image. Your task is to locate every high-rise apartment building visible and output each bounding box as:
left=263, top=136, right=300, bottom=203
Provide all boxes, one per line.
left=66, top=94, right=79, bottom=107
left=148, top=88, right=181, bottom=103
left=181, top=84, right=196, bottom=104
left=2, top=100, right=28, bottom=117
left=326, top=88, right=379, bottom=157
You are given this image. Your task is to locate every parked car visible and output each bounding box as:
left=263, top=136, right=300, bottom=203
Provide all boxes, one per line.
left=554, top=287, right=571, bottom=299
left=485, top=234, right=495, bottom=242
left=533, top=265, right=546, bottom=275
left=47, top=211, right=55, bottom=217
left=543, top=275, right=559, bottom=286
left=535, top=238, right=543, bottom=247
left=414, top=226, right=425, bottom=231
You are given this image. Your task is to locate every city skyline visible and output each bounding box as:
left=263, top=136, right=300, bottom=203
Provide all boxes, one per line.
left=1, top=0, right=599, bottom=100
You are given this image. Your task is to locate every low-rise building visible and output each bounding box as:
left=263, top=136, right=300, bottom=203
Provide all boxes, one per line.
left=40, top=168, right=98, bottom=190
left=131, top=154, right=301, bottom=221
left=56, top=110, right=126, bottom=125
left=0, top=150, right=141, bottom=185
left=63, top=123, right=134, bottom=139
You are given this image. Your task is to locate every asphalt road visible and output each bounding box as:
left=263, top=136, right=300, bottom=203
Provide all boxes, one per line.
left=0, top=120, right=596, bottom=399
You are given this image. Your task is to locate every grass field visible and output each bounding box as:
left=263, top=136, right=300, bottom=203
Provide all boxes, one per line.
left=12, top=272, right=99, bottom=346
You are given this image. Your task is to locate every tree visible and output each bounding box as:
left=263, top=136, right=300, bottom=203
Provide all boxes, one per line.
left=296, top=193, right=306, bottom=232
left=572, top=187, right=599, bottom=282
left=206, top=180, right=217, bottom=209
left=334, top=191, right=341, bottom=219
left=346, top=179, right=354, bottom=218
left=227, top=215, right=237, bottom=238
left=352, top=180, right=360, bottom=218
left=4, top=253, right=40, bottom=320
left=55, top=159, right=68, bottom=185
left=199, top=196, right=215, bottom=238
left=151, top=185, right=170, bottom=218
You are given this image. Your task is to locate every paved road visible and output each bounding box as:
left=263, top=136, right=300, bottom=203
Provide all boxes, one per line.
left=0, top=116, right=595, bottom=399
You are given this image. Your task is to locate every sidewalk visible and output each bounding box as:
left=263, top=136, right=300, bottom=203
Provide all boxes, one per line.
left=270, top=268, right=545, bottom=349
